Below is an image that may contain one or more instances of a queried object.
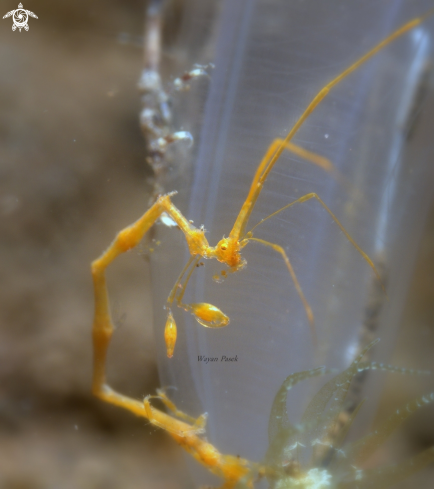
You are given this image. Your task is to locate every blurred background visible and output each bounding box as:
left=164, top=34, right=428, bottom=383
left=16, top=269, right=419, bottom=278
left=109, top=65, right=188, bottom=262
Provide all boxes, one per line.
left=0, top=0, right=191, bottom=487
left=0, top=1, right=433, bottom=488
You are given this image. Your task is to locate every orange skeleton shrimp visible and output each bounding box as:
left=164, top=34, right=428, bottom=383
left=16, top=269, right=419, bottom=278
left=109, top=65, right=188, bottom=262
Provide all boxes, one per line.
left=92, top=12, right=433, bottom=361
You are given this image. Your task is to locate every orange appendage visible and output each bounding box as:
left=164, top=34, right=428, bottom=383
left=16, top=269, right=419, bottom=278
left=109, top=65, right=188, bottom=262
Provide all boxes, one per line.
left=164, top=311, right=177, bottom=358
left=219, top=455, right=253, bottom=486
left=188, top=303, right=230, bottom=328
left=180, top=436, right=221, bottom=467
left=176, top=435, right=252, bottom=487
left=90, top=259, right=101, bottom=277
left=143, top=400, right=256, bottom=487
left=116, top=226, right=140, bottom=252
left=185, top=228, right=210, bottom=256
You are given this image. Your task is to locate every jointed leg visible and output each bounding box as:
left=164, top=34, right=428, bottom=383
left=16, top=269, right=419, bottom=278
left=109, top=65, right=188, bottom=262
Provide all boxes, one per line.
left=164, top=254, right=230, bottom=357
left=92, top=197, right=170, bottom=399
left=164, top=255, right=198, bottom=357
left=275, top=139, right=353, bottom=193
left=232, top=138, right=338, bottom=238
left=247, top=192, right=383, bottom=289
left=92, top=192, right=210, bottom=394
left=166, top=255, right=199, bottom=306
left=252, top=139, right=337, bottom=191
left=90, top=384, right=252, bottom=488
left=91, top=195, right=200, bottom=419
left=248, top=237, right=315, bottom=341
left=144, top=394, right=206, bottom=435
left=144, top=394, right=258, bottom=488
left=156, top=388, right=208, bottom=431
left=242, top=138, right=354, bottom=232
left=91, top=381, right=254, bottom=488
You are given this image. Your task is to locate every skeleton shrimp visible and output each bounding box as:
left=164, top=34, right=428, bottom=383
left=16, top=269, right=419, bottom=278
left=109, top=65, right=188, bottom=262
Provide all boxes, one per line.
left=92, top=11, right=434, bottom=361
left=90, top=8, right=434, bottom=485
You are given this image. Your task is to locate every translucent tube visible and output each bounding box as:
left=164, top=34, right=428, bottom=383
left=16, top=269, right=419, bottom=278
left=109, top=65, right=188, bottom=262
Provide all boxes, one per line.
left=150, top=0, right=434, bottom=484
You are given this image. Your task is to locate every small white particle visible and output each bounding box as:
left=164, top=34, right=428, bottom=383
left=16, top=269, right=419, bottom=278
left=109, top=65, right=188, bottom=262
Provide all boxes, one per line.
left=160, top=213, right=177, bottom=227
left=324, top=134, right=329, bottom=139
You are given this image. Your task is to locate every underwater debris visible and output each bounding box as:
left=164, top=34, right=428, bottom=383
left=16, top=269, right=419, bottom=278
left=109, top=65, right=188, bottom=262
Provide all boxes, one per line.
left=262, top=340, right=434, bottom=489
left=139, top=1, right=213, bottom=191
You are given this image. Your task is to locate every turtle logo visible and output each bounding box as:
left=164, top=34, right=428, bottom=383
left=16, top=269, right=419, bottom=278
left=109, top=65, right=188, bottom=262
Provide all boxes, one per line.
left=3, top=3, right=38, bottom=32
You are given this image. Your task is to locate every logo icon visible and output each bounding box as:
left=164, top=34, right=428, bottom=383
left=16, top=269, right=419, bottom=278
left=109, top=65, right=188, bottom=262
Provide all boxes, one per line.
left=3, top=3, right=38, bottom=32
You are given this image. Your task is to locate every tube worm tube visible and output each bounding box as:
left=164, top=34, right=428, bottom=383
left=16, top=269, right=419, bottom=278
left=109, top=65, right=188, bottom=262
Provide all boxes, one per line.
left=149, top=0, right=434, bottom=485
